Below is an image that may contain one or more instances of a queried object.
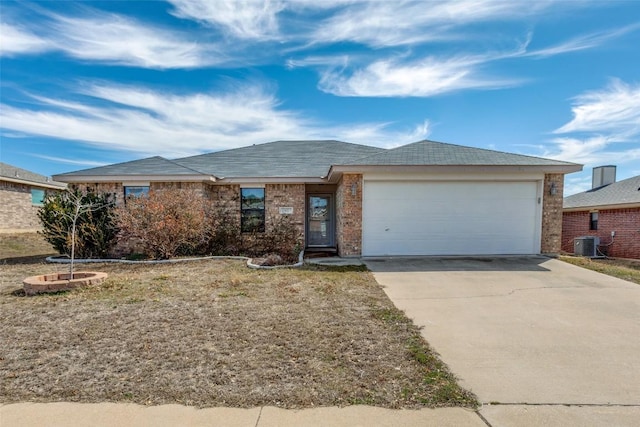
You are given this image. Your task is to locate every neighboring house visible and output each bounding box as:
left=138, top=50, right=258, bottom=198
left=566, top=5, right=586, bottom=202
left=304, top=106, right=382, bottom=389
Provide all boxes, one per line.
left=53, top=140, right=581, bottom=257
left=563, top=166, right=640, bottom=259
left=0, top=162, right=67, bottom=232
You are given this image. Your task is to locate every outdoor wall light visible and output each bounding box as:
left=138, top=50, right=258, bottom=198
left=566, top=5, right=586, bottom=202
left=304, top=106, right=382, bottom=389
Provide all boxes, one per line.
left=549, top=182, right=557, bottom=196
left=351, top=182, right=358, bottom=196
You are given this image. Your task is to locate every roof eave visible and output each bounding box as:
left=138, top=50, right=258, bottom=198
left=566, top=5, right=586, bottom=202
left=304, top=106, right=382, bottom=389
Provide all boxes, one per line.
left=563, top=202, right=640, bottom=212
left=327, top=164, right=582, bottom=181
left=1, top=176, right=67, bottom=189
left=217, top=176, right=328, bottom=184
left=52, top=174, right=217, bottom=184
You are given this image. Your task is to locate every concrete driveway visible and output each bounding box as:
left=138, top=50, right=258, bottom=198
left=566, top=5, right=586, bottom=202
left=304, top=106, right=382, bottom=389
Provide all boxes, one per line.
left=365, top=256, right=640, bottom=426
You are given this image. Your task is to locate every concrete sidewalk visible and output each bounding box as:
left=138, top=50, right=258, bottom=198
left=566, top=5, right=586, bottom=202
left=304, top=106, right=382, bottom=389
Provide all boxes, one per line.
left=0, top=403, right=485, bottom=427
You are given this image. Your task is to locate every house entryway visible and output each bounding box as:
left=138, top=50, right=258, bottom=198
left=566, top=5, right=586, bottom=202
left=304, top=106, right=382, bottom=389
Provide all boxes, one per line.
left=306, top=194, right=335, bottom=249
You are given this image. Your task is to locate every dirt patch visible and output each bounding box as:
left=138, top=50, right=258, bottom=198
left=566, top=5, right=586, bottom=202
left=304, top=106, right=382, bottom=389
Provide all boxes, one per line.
left=0, top=234, right=476, bottom=409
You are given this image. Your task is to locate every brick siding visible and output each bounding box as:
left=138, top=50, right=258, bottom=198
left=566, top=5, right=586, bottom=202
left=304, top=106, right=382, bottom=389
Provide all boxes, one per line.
left=265, top=183, right=305, bottom=237
left=0, top=181, right=57, bottom=232
left=336, top=174, right=363, bottom=257
left=562, top=208, right=640, bottom=259
left=541, top=173, right=564, bottom=255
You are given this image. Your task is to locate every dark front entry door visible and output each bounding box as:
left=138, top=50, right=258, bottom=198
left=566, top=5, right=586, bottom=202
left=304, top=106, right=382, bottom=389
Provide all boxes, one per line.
left=307, top=194, right=334, bottom=247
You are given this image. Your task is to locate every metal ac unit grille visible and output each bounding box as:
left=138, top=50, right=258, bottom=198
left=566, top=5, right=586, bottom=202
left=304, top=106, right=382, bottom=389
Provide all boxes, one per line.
left=574, top=236, right=599, bottom=257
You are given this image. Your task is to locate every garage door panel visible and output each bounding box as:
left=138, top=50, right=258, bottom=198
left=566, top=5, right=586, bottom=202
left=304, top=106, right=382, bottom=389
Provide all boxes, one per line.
left=362, top=181, right=539, bottom=256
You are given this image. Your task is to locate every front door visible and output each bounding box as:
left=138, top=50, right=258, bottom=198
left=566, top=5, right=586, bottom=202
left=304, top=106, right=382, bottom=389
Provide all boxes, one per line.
left=307, top=194, right=334, bottom=247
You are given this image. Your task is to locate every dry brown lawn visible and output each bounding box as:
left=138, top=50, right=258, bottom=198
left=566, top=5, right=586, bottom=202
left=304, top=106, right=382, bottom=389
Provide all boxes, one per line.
left=560, top=255, right=640, bottom=285
left=0, top=233, right=476, bottom=409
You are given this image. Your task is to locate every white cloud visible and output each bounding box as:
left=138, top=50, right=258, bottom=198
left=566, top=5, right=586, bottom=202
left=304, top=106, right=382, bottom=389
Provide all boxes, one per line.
left=554, top=79, right=640, bottom=137
left=48, top=12, right=217, bottom=68
left=0, top=22, right=52, bottom=56
left=540, top=79, right=640, bottom=194
left=1, top=10, right=219, bottom=68
left=318, top=54, right=522, bottom=97
left=309, top=0, right=553, bottom=48
left=525, top=23, right=640, bottom=58
left=168, top=0, right=285, bottom=40
left=29, top=154, right=109, bottom=168
left=0, top=82, right=430, bottom=158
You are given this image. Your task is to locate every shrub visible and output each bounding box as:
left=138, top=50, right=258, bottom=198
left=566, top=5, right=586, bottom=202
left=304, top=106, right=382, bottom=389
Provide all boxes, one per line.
left=116, top=188, right=208, bottom=259
left=239, top=215, right=303, bottom=263
left=38, top=189, right=118, bottom=259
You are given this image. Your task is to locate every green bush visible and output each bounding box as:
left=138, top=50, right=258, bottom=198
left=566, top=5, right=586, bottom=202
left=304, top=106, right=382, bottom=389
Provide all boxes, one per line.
left=38, top=189, right=118, bottom=258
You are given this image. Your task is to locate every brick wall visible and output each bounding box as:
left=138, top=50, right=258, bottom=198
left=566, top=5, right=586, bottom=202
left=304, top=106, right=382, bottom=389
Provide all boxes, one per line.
left=0, top=181, right=53, bottom=232
left=541, top=173, right=564, bottom=255
left=562, top=208, right=640, bottom=259
left=336, top=174, right=363, bottom=256
left=265, top=183, right=305, bottom=237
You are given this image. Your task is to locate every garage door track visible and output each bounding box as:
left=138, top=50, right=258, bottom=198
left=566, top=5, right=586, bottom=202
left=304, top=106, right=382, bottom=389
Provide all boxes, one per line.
left=365, top=256, right=640, bottom=426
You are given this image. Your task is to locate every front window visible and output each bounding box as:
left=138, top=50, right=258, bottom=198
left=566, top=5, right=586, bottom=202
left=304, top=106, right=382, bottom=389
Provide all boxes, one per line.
left=589, top=212, right=598, bottom=230
left=124, top=186, right=149, bottom=198
left=31, top=188, right=45, bottom=206
left=241, top=188, right=265, bottom=233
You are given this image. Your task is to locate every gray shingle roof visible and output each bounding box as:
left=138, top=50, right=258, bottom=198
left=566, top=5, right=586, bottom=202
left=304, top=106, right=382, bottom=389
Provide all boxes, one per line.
left=175, top=140, right=385, bottom=178
left=344, top=140, right=579, bottom=166
left=0, top=162, right=66, bottom=188
left=56, top=156, right=208, bottom=177
left=564, top=175, right=640, bottom=209
left=53, top=139, right=580, bottom=181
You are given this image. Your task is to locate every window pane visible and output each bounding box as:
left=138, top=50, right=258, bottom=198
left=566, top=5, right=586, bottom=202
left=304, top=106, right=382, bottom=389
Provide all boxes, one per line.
left=241, top=188, right=265, bottom=232
left=124, top=186, right=149, bottom=198
left=31, top=188, right=45, bottom=206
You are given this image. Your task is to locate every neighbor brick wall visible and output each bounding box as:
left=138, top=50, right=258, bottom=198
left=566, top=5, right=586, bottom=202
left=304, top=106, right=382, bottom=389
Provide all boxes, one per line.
left=336, top=174, right=363, bottom=256
left=562, top=208, right=640, bottom=259
left=0, top=181, right=53, bottom=232
left=265, top=183, right=305, bottom=237
left=541, top=173, right=564, bottom=255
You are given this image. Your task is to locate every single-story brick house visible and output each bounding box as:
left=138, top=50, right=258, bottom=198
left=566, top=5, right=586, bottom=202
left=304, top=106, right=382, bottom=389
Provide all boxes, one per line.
left=563, top=166, right=640, bottom=259
left=53, top=140, right=581, bottom=257
left=0, top=162, right=67, bottom=232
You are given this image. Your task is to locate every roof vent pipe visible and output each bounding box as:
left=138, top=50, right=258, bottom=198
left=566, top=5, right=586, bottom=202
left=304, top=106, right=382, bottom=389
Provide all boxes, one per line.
left=592, top=165, right=616, bottom=189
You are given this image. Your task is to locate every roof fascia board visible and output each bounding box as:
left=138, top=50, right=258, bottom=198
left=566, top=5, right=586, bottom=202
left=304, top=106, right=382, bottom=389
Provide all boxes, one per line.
left=563, top=202, right=640, bottom=212
left=217, top=177, right=326, bottom=184
left=1, top=176, right=67, bottom=189
left=328, top=164, right=582, bottom=180
left=52, top=174, right=216, bottom=183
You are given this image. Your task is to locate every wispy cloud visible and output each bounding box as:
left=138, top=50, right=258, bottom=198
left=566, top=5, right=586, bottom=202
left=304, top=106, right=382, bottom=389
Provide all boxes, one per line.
left=318, top=54, right=523, bottom=97
left=0, top=82, right=430, bottom=158
left=168, top=0, right=285, bottom=40
left=28, top=154, right=109, bottom=168
left=1, top=9, right=219, bottom=68
left=309, top=0, right=554, bottom=48
left=48, top=11, right=218, bottom=68
left=554, top=79, right=640, bottom=137
left=525, top=23, right=640, bottom=58
left=0, top=22, right=52, bottom=56
left=541, top=78, right=640, bottom=193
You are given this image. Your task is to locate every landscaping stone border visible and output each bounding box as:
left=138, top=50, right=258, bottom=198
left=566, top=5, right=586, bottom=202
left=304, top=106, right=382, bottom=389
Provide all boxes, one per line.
left=23, top=272, right=108, bottom=296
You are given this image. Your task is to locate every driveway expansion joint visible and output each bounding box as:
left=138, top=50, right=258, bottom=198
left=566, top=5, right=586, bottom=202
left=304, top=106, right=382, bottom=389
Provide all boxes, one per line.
left=254, top=406, right=263, bottom=427
left=475, top=410, right=494, bottom=427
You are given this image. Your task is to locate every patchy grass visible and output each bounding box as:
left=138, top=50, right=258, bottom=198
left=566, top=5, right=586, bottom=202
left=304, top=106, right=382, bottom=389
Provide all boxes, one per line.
left=0, top=232, right=56, bottom=264
left=560, top=255, right=640, bottom=285
left=0, top=234, right=477, bottom=409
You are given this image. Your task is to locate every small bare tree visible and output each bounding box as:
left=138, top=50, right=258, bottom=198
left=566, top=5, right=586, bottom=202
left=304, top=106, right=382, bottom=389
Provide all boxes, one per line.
left=38, top=188, right=117, bottom=279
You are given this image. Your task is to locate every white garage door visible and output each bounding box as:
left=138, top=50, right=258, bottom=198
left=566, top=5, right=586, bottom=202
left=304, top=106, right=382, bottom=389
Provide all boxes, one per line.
left=362, top=181, right=540, bottom=256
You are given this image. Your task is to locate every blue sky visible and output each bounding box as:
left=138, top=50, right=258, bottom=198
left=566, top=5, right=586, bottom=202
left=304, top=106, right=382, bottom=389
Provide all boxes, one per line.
left=1, top=1, right=639, bottom=195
